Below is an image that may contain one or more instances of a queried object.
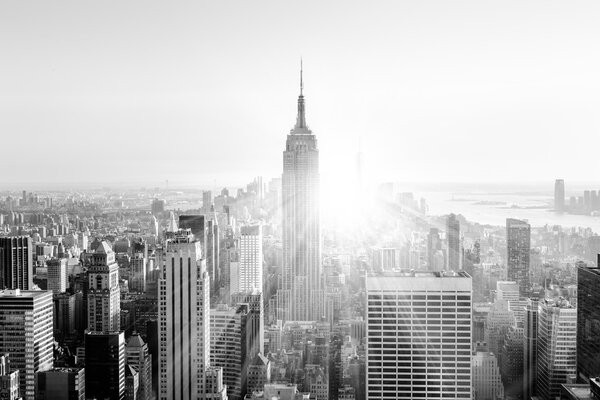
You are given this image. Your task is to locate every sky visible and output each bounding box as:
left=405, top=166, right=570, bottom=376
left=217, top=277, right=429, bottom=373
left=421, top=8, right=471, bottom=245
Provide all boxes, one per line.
left=2, top=0, right=600, bottom=190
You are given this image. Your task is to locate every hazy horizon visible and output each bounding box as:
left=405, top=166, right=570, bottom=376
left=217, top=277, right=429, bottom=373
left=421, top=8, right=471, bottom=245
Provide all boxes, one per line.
left=3, top=0, right=600, bottom=186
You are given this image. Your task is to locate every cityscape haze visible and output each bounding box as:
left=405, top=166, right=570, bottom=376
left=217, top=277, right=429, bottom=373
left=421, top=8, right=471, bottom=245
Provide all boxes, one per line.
left=2, top=1, right=600, bottom=400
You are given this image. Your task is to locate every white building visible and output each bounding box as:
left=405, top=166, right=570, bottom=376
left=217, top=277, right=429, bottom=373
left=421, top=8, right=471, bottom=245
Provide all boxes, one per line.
left=158, top=230, right=225, bottom=400
left=46, top=258, right=67, bottom=294
left=536, top=298, right=577, bottom=400
left=238, top=225, right=263, bottom=293
left=365, top=271, right=472, bottom=400
left=87, top=242, right=120, bottom=332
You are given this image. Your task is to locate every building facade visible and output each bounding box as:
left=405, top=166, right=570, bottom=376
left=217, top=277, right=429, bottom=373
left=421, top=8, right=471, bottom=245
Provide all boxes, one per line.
left=537, top=298, right=577, bottom=400
left=0, top=289, right=53, bottom=400
left=85, top=331, right=126, bottom=400
left=0, top=236, right=33, bottom=290
left=158, top=230, right=221, bottom=400
left=365, top=271, right=472, bottom=400
left=506, top=218, right=530, bottom=296
left=87, top=241, right=120, bottom=332
left=576, top=263, right=600, bottom=383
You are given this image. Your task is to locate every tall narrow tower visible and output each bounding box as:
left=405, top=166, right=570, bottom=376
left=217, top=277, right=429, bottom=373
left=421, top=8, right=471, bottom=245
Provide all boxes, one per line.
left=280, top=64, right=322, bottom=321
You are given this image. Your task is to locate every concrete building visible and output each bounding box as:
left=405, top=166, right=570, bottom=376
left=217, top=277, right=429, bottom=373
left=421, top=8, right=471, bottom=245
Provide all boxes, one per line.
left=247, top=354, right=271, bottom=394
left=0, top=289, right=53, bottom=400
left=87, top=241, right=120, bottom=332
left=365, top=271, right=472, bottom=399
left=158, top=230, right=224, bottom=400
left=472, top=351, right=504, bottom=400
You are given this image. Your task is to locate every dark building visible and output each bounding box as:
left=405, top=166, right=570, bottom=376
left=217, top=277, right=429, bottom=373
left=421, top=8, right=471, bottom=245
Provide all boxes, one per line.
left=35, top=367, right=85, bottom=400
left=577, top=261, right=600, bottom=383
left=427, top=228, right=442, bottom=269
left=524, top=298, right=539, bottom=400
left=231, top=291, right=264, bottom=360
left=0, top=236, right=33, bottom=290
left=85, top=331, right=125, bottom=400
left=507, top=218, right=531, bottom=296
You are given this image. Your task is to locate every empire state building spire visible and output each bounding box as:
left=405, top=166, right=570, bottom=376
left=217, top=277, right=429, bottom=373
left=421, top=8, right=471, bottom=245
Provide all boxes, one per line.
left=294, top=60, right=307, bottom=130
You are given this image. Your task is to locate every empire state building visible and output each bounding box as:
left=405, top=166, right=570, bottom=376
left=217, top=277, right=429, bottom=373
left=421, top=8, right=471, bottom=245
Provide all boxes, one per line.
left=279, top=67, right=323, bottom=321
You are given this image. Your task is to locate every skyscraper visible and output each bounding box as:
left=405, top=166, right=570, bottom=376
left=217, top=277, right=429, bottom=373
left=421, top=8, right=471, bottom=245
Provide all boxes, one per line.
left=0, top=236, right=33, bottom=290
left=231, top=291, right=264, bottom=360
left=365, top=271, right=472, bottom=400
left=427, top=228, right=442, bottom=270
left=126, top=332, right=153, bottom=400
left=210, top=303, right=249, bottom=400
left=554, top=179, right=565, bottom=211
left=576, top=262, right=600, bottom=383
left=506, top=218, right=531, bottom=296
left=446, top=214, right=461, bottom=271
left=523, top=298, right=539, bottom=400
left=280, top=66, right=322, bottom=321
left=237, top=225, right=263, bottom=293
left=87, top=241, right=120, bottom=332
left=537, top=298, right=577, bottom=400
left=158, top=230, right=221, bottom=400
left=85, top=331, right=126, bottom=400
left=0, top=289, right=53, bottom=400
left=46, top=258, right=67, bottom=294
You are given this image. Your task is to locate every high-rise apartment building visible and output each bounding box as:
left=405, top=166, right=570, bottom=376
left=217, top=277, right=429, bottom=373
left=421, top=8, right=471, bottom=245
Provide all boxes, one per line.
left=554, top=179, right=565, bottom=211
left=210, top=303, right=249, bottom=400
left=506, top=218, right=530, bottom=296
left=0, top=236, right=33, bottom=290
left=446, top=214, right=461, bottom=270
left=158, top=230, right=222, bottom=400
left=46, top=258, right=67, bottom=294
left=537, top=298, right=577, bottom=400
left=85, top=331, right=126, bottom=400
left=280, top=68, right=323, bottom=322
left=0, top=289, right=53, bottom=400
left=87, top=241, right=120, bottom=332
left=577, top=263, right=600, bottom=383
left=365, top=271, right=472, bottom=400
left=237, top=225, right=263, bottom=293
